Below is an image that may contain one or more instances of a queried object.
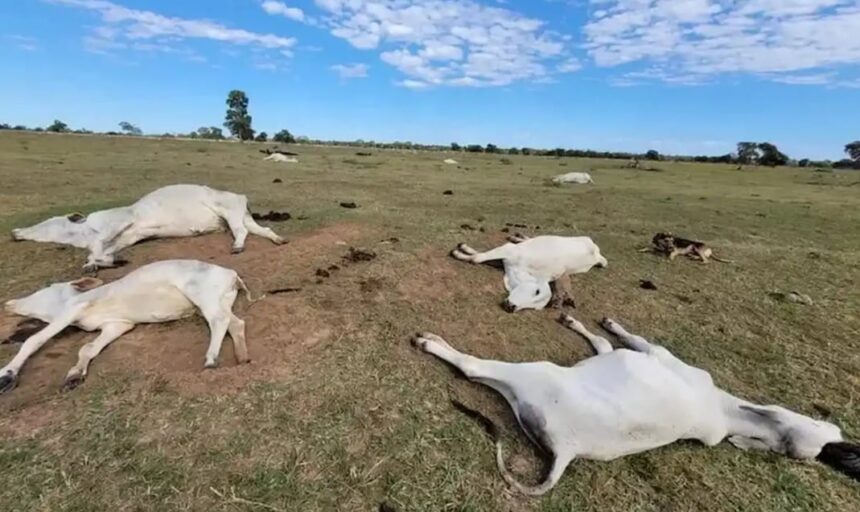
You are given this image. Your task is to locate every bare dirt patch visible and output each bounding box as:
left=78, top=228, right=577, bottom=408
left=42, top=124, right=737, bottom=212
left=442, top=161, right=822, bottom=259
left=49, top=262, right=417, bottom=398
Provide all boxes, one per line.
left=0, top=223, right=373, bottom=404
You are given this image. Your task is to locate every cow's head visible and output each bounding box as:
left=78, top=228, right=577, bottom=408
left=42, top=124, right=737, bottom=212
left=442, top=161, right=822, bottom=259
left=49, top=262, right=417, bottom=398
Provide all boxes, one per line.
left=730, top=404, right=843, bottom=459
left=4, top=277, right=103, bottom=321
left=501, top=267, right=552, bottom=313
left=11, top=213, right=94, bottom=248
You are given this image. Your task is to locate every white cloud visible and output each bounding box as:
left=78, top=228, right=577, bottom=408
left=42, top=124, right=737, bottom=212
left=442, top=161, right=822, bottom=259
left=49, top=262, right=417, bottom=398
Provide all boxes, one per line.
left=48, top=0, right=295, bottom=63
left=6, top=34, right=38, bottom=51
left=301, top=0, right=575, bottom=87
left=585, top=0, right=860, bottom=86
left=331, top=62, right=369, bottom=78
left=557, top=58, right=581, bottom=73
left=261, top=1, right=305, bottom=22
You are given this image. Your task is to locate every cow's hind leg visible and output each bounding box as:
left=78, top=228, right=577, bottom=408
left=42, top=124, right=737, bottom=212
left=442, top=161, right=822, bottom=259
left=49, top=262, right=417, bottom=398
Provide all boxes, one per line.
left=452, top=243, right=513, bottom=264
left=413, top=332, right=521, bottom=401
left=64, top=322, right=134, bottom=390
left=227, top=314, right=249, bottom=364
left=243, top=212, right=285, bottom=245
left=183, top=282, right=238, bottom=368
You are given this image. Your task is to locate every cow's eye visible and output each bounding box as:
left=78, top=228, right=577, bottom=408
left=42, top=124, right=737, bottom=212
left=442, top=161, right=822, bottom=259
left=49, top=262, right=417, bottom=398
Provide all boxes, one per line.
left=534, top=290, right=540, bottom=296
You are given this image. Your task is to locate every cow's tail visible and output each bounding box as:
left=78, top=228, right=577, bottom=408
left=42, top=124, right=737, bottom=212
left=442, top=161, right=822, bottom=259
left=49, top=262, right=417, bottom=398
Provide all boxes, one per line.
left=236, top=275, right=264, bottom=304
left=450, top=399, right=564, bottom=496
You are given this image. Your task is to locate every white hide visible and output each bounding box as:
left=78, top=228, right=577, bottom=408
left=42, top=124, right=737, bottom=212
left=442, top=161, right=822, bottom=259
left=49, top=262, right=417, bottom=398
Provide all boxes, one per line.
left=264, top=154, right=298, bottom=163
left=451, top=236, right=607, bottom=311
left=11, top=184, right=284, bottom=269
left=1, top=260, right=253, bottom=392
left=552, top=172, right=593, bottom=185
left=443, top=159, right=459, bottom=165
left=415, top=317, right=843, bottom=495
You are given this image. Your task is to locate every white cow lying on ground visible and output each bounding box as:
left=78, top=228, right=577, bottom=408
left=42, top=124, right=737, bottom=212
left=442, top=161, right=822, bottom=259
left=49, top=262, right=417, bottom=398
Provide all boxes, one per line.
left=414, top=316, right=859, bottom=495
left=1, top=260, right=253, bottom=393
left=444, top=158, right=459, bottom=165
left=11, top=184, right=285, bottom=270
left=263, top=154, right=298, bottom=163
left=552, top=172, right=593, bottom=185
left=451, top=234, right=607, bottom=312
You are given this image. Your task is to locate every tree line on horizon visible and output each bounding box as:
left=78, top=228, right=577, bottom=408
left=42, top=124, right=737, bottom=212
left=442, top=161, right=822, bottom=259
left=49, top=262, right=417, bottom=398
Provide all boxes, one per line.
left=2, top=89, right=858, bottom=170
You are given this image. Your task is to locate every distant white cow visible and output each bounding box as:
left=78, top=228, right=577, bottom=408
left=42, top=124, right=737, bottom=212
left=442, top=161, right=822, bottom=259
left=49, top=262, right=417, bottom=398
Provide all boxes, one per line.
left=11, top=184, right=285, bottom=270
left=451, top=234, right=607, bottom=312
left=414, top=316, right=859, bottom=495
left=444, top=159, right=459, bottom=165
left=1, top=260, right=254, bottom=392
left=552, top=172, right=593, bottom=185
left=264, top=154, right=298, bottom=163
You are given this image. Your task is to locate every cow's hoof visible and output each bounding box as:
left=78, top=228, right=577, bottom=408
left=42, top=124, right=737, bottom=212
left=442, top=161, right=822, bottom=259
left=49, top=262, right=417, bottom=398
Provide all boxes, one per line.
left=600, top=318, right=617, bottom=331
left=204, top=360, right=219, bottom=370
left=62, top=374, right=84, bottom=391
left=231, top=247, right=245, bottom=254
left=0, top=373, right=17, bottom=394
left=273, top=238, right=288, bottom=246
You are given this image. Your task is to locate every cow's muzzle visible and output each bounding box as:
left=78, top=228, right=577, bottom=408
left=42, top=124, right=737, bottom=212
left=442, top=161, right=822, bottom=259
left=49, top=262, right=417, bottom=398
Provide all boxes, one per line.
left=501, top=300, right=517, bottom=313
left=10, top=230, right=21, bottom=242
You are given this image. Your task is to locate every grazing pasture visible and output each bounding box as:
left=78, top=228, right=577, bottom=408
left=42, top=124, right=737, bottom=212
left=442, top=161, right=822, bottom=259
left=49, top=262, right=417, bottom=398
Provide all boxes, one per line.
left=0, top=132, right=858, bottom=511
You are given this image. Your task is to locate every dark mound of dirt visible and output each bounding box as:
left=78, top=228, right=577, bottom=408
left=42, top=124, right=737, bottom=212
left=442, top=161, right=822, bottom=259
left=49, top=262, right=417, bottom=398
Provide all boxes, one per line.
left=4, top=318, right=80, bottom=344
left=340, top=202, right=358, bottom=209
left=252, top=211, right=291, bottom=222
left=443, top=190, right=453, bottom=195
left=640, top=279, right=658, bottom=291
left=343, top=247, right=377, bottom=263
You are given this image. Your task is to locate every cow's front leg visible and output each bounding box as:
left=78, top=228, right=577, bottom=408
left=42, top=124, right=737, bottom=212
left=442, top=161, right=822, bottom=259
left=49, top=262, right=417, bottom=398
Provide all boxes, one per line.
left=63, top=322, right=134, bottom=390
left=548, top=273, right=575, bottom=309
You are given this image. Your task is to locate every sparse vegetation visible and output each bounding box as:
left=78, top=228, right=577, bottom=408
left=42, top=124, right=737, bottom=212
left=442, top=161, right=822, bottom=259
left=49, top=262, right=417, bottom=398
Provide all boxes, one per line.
left=0, top=132, right=858, bottom=511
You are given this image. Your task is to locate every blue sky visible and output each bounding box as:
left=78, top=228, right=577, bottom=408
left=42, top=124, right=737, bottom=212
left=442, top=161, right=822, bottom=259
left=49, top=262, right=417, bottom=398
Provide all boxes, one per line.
left=2, top=0, right=859, bottom=159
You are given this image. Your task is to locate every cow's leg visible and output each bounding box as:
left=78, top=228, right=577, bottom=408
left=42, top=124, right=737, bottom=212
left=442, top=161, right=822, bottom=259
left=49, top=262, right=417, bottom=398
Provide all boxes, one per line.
left=600, top=318, right=655, bottom=353
left=548, top=273, right=574, bottom=309
left=222, top=211, right=250, bottom=253
left=559, top=315, right=613, bottom=355
left=63, top=322, right=134, bottom=390
left=0, top=307, right=82, bottom=393
left=227, top=314, right=249, bottom=364
left=452, top=243, right=514, bottom=264
left=412, top=333, right=522, bottom=399
left=243, top=212, right=285, bottom=245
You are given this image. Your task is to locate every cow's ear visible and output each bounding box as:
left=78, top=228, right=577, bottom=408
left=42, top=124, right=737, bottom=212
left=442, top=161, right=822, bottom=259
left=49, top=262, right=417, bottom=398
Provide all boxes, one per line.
left=71, top=277, right=103, bottom=292
left=67, top=212, right=86, bottom=223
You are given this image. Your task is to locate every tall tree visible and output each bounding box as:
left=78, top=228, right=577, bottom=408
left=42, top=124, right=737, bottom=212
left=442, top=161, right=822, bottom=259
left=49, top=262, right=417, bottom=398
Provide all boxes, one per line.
left=46, top=120, right=69, bottom=133
left=118, top=121, right=142, bottom=136
left=255, top=131, right=268, bottom=142
left=224, top=90, right=254, bottom=141
left=845, top=141, right=860, bottom=162
left=273, top=129, right=295, bottom=143
left=736, top=142, right=759, bottom=164
left=757, top=142, right=789, bottom=167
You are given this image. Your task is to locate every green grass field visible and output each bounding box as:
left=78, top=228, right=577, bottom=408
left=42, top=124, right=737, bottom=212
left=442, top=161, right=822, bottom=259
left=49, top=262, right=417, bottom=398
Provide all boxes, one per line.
left=0, top=132, right=858, bottom=511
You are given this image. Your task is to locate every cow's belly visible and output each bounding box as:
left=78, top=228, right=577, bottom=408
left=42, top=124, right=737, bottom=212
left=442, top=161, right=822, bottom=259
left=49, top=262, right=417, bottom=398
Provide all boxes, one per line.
left=133, top=206, right=225, bottom=238
left=555, top=353, right=719, bottom=460
left=77, top=285, right=196, bottom=328
left=524, top=252, right=595, bottom=279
